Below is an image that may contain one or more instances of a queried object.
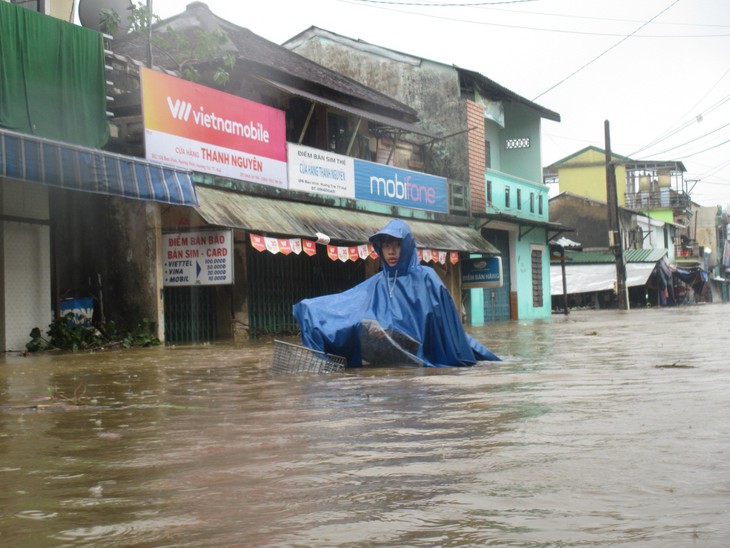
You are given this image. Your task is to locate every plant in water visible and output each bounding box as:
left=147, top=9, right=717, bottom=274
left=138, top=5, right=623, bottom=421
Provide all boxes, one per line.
left=26, top=315, right=160, bottom=353
left=47, top=384, right=88, bottom=405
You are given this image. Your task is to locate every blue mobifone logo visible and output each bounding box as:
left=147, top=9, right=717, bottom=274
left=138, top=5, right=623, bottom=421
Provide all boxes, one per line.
left=354, top=160, right=448, bottom=213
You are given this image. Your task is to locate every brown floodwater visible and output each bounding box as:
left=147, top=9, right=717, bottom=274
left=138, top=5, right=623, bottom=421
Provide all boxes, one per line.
left=1, top=305, right=729, bottom=547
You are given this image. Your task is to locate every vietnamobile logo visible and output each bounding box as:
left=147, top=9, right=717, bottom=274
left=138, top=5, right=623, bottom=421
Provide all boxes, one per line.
left=166, top=97, right=270, bottom=143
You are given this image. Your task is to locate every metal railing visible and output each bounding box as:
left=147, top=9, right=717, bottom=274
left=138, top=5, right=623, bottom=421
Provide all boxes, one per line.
left=624, top=191, right=690, bottom=210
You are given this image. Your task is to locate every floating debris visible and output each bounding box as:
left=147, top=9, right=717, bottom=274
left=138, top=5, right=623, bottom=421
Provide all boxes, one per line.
left=655, top=361, right=695, bottom=369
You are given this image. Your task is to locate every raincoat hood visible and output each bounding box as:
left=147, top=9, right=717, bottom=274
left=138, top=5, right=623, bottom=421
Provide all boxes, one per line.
left=369, top=218, right=418, bottom=275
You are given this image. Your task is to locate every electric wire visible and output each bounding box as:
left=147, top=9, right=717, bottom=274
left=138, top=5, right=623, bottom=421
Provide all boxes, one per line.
left=341, top=0, right=728, bottom=38
left=629, top=70, right=730, bottom=156
left=532, top=0, right=683, bottom=101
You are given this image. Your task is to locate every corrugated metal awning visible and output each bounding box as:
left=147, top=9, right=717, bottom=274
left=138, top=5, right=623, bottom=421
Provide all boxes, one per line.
left=195, top=185, right=498, bottom=254
left=0, top=128, right=198, bottom=206
left=258, top=77, right=440, bottom=140
left=550, top=263, right=657, bottom=295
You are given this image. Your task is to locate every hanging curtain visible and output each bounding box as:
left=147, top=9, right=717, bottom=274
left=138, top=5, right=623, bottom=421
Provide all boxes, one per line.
left=0, top=1, right=109, bottom=148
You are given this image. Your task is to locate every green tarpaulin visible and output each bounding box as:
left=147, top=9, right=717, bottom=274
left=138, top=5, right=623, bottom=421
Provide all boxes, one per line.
left=0, top=2, right=109, bottom=148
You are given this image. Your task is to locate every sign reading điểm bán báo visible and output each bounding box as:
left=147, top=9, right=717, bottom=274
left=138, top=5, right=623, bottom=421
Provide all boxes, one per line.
left=163, top=229, right=233, bottom=286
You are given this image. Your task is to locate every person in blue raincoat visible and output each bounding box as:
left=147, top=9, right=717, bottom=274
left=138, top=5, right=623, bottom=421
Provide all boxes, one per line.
left=292, top=218, right=500, bottom=367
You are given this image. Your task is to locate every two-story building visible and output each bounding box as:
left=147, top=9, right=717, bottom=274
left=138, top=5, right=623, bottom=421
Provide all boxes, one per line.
left=1, top=1, right=506, bottom=349
left=283, top=27, right=569, bottom=322
left=545, top=146, right=713, bottom=307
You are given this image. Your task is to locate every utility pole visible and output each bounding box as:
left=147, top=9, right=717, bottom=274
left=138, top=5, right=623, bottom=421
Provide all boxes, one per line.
left=604, top=120, right=629, bottom=310
left=146, top=0, right=154, bottom=68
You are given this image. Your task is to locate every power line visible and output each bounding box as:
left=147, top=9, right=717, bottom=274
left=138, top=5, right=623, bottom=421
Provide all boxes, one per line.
left=629, top=69, right=730, bottom=156
left=340, top=0, right=727, bottom=38
left=532, top=0, right=683, bottom=101
left=637, top=122, right=730, bottom=158
left=679, top=138, right=730, bottom=160
left=630, top=92, right=730, bottom=157
left=348, top=0, right=538, bottom=6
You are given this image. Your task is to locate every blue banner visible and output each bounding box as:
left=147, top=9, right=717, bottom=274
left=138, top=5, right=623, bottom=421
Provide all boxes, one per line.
left=461, top=257, right=503, bottom=288
left=354, top=159, right=448, bottom=213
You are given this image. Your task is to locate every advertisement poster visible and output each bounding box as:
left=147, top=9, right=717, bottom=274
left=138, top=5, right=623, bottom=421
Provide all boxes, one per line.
left=354, top=159, right=448, bottom=213
left=163, top=230, right=233, bottom=286
left=287, top=143, right=355, bottom=198
left=141, top=67, right=287, bottom=188
left=287, top=144, right=448, bottom=213
left=461, top=256, right=503, bottom=288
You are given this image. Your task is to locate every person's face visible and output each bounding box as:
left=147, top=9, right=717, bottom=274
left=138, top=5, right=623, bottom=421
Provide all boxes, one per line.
left=381, top=238, right=401, bottom=267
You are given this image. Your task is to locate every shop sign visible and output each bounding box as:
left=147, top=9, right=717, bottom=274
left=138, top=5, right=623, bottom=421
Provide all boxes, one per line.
left=287, top=144, right=448, bottom=213
left=164, top=229, right=233, bottom=286
left=354, top=160, right=448, bottom=213
left=287, top=143, right=355, bottom=197
left=461, top=256, right=503, bottom=288
left=141, top=67, right=287, bottom=188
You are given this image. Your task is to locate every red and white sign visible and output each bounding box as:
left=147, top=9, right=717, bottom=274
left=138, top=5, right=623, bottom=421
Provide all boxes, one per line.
left=249, top=233, right=314, bottom=256
left=164, top=230, right=233, bottom=286
left=141, top=67, right=287, bottom=188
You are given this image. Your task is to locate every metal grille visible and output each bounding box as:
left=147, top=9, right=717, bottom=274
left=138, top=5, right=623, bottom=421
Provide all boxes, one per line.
left=272, top=340, right=347, bottom=374
left=532, top=248, right=543, bottom=307
left=246, top=244, right=366, bottom=339
left=164, top=285, right=217, bottom=344
left=505, top=137, right=531, bottom=150
left=482, top=229, right=511, bottom=321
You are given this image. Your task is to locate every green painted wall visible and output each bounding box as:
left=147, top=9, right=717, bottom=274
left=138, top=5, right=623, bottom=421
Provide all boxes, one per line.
left=500, top=102, right=543, bottom=183
left=647, top=210, right=674, bottom=224
left=514, top=235, right=551, bottom=319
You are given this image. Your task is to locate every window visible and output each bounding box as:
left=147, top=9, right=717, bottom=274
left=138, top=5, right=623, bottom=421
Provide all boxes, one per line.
left=505, top=186, right=511, bottom=208
left=516, top=189, right=522, bottom=210
left=327, top=112, right=349, bottom=154
left=486, top=180, right=492, bottom=203
left=530, top=192, right=535, bottom=213
left=538, top=194, right=544, bottom=215
left=485, top=140, right=492, bottom=169
left=531, top=248, right=543, bottom=307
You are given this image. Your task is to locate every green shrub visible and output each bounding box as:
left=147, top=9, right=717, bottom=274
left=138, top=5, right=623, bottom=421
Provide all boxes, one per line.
left=26, top=314, right=160, bottom=353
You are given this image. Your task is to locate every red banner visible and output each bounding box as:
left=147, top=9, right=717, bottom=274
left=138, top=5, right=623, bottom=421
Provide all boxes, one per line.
left=278, top=239, right=293, bottom=255
left=250, top=233, right=267, bottom=252
left=302, top=239, right=317, bottom=256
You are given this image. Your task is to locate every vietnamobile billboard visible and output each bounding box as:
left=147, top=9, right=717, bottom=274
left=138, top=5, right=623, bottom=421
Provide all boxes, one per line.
left=141, top=67, right=287, bottom=188
left=288, top=143, right=447, bottom=213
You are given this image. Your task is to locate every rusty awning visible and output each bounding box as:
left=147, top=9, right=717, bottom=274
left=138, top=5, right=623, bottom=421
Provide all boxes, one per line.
left=195, top=185, right=499, bottom=255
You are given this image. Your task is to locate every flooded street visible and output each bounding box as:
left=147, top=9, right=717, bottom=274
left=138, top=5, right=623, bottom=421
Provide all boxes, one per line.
left=1, top=305, right=729, bottom=547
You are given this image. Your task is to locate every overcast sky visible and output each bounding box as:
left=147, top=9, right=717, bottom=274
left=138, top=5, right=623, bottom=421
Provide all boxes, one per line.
left=134, top=0, right=730, bottom=208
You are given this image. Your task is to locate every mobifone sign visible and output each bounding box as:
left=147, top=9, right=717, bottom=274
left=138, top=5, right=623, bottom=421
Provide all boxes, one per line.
left=141, top=67, right=287, bottom=188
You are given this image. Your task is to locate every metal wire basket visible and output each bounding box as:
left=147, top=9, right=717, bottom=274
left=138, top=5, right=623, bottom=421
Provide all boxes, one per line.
left=272, top=340, right=347, bottom=374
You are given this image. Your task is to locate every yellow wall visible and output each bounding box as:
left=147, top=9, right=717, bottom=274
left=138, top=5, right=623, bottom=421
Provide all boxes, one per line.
left=50, top=0, right=76, bottom=22
left=558, top=148, right=627, bottom=206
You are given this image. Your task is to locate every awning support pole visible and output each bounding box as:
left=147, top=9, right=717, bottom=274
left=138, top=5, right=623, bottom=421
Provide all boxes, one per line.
left=298, top=102, right=316, bottom=144
left=386, top=132, right=399, bottom=165
left=519, top=224, right=537, bottom=241
left=346, top=118, right=362, bottom=156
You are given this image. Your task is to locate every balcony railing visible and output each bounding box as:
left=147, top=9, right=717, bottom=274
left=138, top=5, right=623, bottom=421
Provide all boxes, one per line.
left=625, top=191, right=690, bottom=210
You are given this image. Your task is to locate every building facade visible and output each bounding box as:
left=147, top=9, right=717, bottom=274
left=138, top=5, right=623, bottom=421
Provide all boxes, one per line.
left=1, top=1, right=508, bottom=349
left=284, top=27, right=566, bottom=321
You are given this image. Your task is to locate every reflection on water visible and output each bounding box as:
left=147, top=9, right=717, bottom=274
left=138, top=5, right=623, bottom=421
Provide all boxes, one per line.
left=1, top=306, right=729, bottom=546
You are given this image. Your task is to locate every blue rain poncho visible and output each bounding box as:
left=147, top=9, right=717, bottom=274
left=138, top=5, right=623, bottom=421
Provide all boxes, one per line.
left=292, top=218, right=500, bottom=367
